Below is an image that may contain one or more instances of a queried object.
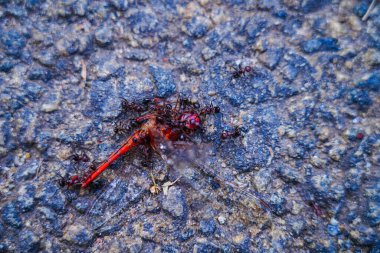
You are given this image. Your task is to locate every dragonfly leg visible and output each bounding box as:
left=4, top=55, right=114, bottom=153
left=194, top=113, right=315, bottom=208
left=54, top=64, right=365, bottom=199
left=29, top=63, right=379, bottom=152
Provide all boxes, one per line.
left=149, top=172, right=161, bottom=194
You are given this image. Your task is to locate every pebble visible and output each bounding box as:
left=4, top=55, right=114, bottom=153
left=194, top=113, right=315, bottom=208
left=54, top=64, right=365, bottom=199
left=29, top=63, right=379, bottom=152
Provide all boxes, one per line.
left=16, top=184, right=36, bottom=213
left=348, top=89, right=373, bottom=110
left=63, top=224, right=94, bottom=246
left=28, top=68, right=53, bottom=82
left=182, top=16, right=211, bottom=39
left=0, top=29, right=27, bottom=58
left=201, top=47, right=217, bottom=61
left=301, top=0, right=331, bottom=13
left=178, top=229, right=194, bottom=242
left=149, top=65, right=176, bottom=98
left=356, top=72, right=380, bottom=92
left=2, top=201, right=23, bottom=228
left=36, top=182, right=67, bottom=214
left=19, top=230, right=40, bottom=253
left=128, top=11, right=159, bottom=35
left=32, top=50, right=56, bottom=67
left=366, top=200, right=380, bottom=226
left=193, top=243, right=220, bottom=253
left=109, top=0, right=128, bottom=10
left=93, top=54, right=124, bottom=80
left=199, top=218, right=216, bottom=236
left=55, top=37, right=80, bottom=56
left=124, top=49, right=149, bottom=61
left=300, top=38, right=339, bottom=54
left=38, top=207, right=63, bottom=236
left=94, top=26, right=113, bottom=47
left=217, top=215, right=226, bottom=225
left=349, top=225, right=378, bottom=246
left=41, top=91, right=61, bottom=113
left=15, top=160, right=39, bottom=181
left=162, top=187, right=187, bottom=219
left=258, top=48, right=283, bottom=70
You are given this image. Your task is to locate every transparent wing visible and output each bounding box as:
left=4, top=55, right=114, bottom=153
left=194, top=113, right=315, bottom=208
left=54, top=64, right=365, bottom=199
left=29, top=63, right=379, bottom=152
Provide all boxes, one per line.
left=154, top=137, right=273, bottom=216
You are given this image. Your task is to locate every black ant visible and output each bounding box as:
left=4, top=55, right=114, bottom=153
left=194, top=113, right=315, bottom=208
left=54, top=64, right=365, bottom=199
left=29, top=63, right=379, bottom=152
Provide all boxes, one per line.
left=221, top=127, right=241, bottom=139
left=114, top=119, right=140, bottom=135
left=179, top=97, right=200, bottom=110
left=121, top=99, right=146, bottom=113
left=70, top=151, right=89, bottom=163
left=58, top=162, right=97, bottom=188
left=200, top=102, right=220, bottom=115
left=229, top=64, right=253, bottom=83
left=58, top=175, right=81, bottom=188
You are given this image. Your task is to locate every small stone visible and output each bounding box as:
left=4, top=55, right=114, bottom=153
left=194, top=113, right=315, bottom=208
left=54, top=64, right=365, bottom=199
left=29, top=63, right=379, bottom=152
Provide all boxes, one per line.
left=357, top=72, right=380, bottom=92
left=349, top=225, right=378, bottom=246
left=41, top=91, right=61, bottom=113
left=36, top=182, right=67, bottom=214
left=109, top=0, right=128, bottom=10
left=0, top=30, right=27, bottom=58
left=38, top=207, right=63, bottom=236
left=19, top=230, right=40, bottom=253
left=0, top=59, right=15, bottom=73
left=27, top=68, right=52, bottom=82
left=124, top=49, right=149, bottom=61
left=182, top=16, right=211, bottom=39
left=93, top=54, right=123, bottom=80
left=276, top=165, right=301, bottom=183
left=366, top=200, right=380, bottom=226
left=63, top=224, right=94, bottom=247
left=149, top=65, right=176, bottom=98
left=127, top=238, right=143, bottom=253
left=193, top=243, right=220, bottom=253
left=56, top=37, right=79, bottom=56
left=327, top=224, right=339, bottom=236
left=15, top=161, right=39, bottom=181
left=33, top=50, right=56, bottom=67
left=300, top=38, right=339, bottom=54
left=2, top=201, right=22, bottom=228
left=217, top=215, right=226, bottom=225
left=328, top=143, right=347, bottom=161
left=16, top=184, right=36, bottom=213
left=244, top=18, right=267, bottom=42
left=199, top=218, right=216, bottom=236
left=258, top=48, right=283, bottom=70
left=301, top=0, right=331, bottom=13
left=94, top=26, right=113, bottom=47
left=353, top=2, right=369, bottom=18
left=348, top=89, right=372, bottom=110
left=362, top=49, right=380, bottom=67
left=162, top=187, right=187, bottom=219
left=201, top=47, right=217, bottom=61
left=291, top=220, right=306, bottom=236
left=128, top=11, right=158, bottom=35
left=316, top=127, right=330, bottom=142
left=178, top=229, right=194, bottom=242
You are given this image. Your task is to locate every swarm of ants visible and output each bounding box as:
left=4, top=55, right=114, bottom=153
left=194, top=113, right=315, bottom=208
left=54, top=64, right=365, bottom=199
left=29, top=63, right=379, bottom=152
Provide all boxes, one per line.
left=59, top=96, right=242, bottom=189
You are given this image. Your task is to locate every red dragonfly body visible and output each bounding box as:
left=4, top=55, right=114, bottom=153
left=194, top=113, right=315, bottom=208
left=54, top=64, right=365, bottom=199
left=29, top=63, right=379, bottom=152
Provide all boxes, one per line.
left=81, top=103, right=204, bottom=188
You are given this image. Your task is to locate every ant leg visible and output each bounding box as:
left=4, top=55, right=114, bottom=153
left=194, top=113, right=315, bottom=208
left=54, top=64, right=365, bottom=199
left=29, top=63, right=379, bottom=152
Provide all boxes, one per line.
left=135, top=114, right=155, bottom=123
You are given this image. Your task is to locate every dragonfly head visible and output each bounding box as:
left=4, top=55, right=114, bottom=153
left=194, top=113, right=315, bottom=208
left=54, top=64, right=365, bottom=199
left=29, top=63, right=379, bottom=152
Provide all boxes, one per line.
left=180, top=112, right=201, bottom=130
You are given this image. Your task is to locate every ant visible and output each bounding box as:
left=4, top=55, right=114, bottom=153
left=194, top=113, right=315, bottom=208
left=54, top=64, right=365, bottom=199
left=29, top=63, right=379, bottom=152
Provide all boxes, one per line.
left=221, top=127, right=241, bottom=139
left=58, top=162, right=97, bottom=188
left=179, top=97, right=200, bottom=110
left=58, top=175, right=81, bottom=188
left=113, top=120, right=140, bottom=135
left=121, top=99, right=147, bottom=113
left=200, top=102, right=220, bottom=115
left=228, top=64, right=253, bottom=84
left=70, top=151, right=90, bottom=163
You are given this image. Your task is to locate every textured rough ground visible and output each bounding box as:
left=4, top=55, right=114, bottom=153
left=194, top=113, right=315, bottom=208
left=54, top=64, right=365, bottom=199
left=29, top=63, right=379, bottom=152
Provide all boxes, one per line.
left=0, top=0, right=379, bottom=252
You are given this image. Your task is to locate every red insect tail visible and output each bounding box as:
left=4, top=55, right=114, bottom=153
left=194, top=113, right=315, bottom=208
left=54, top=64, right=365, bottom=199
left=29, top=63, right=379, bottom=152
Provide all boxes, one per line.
left=81, top=131, right=145, bottom=188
